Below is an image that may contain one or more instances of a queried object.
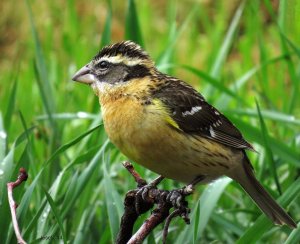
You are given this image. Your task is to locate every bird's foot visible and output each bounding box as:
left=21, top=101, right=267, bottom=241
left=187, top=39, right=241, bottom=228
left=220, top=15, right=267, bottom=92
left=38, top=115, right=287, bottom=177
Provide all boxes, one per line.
left=135, top=176, right=165, bottom=213
left=165, top=175, right=204, bottom=208
left=166, top=184, right=194, bottom=208
left=134, top=175, right=201, bottom=220
left=164, top=184, right=195, bottom=224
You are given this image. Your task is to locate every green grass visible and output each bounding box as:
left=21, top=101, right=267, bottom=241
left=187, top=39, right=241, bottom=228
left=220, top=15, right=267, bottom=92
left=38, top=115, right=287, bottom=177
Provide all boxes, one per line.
left=0, top=0, right=299, bottom=243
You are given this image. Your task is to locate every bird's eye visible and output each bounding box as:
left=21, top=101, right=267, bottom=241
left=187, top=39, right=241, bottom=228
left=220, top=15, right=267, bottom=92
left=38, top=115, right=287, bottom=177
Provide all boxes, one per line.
left=98, top=61, right=109, bottom=69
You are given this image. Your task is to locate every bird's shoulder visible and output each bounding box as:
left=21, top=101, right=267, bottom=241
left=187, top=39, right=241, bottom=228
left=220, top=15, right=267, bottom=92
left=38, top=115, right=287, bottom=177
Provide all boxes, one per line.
left=150, top=74, right=254, bottom=151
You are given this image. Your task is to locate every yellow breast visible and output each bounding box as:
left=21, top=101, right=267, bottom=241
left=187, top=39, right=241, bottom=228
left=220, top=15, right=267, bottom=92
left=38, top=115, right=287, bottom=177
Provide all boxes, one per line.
left=101, top=95, right=170, bottom=162
left=102, top=97, right=140, bottom=159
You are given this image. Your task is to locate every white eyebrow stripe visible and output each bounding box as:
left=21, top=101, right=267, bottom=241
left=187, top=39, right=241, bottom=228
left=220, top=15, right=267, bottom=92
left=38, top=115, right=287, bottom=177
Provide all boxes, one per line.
left=97, top=55, right=142, bottom=66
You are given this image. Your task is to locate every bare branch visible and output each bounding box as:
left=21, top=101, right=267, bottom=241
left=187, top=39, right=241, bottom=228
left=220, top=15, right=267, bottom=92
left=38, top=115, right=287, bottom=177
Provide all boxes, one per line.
left=162, top=209, right=181, bottom=244
left=123, top=161, right=147, bottom=187
left=128, top=201, right=171, bottom=244
left=7, top=168, right=28, bottom=244
left=116, top=162, right=194, bottom=244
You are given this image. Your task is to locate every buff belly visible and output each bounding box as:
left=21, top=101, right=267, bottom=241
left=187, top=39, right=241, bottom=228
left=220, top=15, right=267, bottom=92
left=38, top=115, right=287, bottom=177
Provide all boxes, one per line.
left=102, top=98, right=243, bottom=183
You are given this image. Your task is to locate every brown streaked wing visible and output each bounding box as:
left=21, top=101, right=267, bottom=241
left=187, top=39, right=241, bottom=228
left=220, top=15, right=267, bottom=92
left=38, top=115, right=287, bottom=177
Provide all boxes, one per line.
left=152, top=78, right=254, bottom=151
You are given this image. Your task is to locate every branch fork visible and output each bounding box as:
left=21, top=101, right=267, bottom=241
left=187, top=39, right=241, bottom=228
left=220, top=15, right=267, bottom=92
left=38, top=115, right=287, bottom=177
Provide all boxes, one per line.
left=117, top=162, right=194, bottom=244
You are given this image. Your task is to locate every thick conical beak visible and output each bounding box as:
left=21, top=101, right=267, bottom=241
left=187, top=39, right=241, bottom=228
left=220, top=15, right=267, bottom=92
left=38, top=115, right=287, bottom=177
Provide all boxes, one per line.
left=72, top=65, right=96, bottom=84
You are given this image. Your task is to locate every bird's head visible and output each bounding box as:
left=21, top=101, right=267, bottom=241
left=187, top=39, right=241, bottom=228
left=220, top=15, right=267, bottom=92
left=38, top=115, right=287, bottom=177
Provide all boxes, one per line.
left=72, top=41, right=155, bottom=95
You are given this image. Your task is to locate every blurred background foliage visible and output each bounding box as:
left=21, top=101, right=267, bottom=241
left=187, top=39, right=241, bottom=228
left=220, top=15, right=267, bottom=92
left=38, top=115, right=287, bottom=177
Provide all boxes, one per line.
left=0, top=0, right=299, bottom=243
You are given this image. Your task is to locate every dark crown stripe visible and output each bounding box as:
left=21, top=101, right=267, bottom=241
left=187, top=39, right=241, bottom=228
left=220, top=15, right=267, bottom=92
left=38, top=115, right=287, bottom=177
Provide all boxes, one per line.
left=96, top=41, right=149, bottom=60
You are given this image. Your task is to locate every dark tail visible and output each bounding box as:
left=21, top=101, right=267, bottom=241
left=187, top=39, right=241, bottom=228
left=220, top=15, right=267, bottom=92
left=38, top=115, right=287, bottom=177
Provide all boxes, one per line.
left=228, top=156, right=297, bottom=228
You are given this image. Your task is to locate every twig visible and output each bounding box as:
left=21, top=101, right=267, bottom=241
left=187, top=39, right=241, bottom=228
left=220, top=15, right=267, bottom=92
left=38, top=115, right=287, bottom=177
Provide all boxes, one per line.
left=162, top=209, right=181, bottom=244
left=116, top=190, right=141, bottom=244
left=123, top=161, right=147, bottom=187
left=7, top=168, right=28, bottom=244
left=149, top=175, right=165, bottom=187
left=117, top=162, right=153, bottom=244
left=128, top=200, right=171, bottom=244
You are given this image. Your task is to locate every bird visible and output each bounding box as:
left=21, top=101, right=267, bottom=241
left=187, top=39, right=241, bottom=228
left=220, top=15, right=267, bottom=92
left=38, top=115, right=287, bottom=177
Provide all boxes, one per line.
left=72, top=40, right=296, bottom=228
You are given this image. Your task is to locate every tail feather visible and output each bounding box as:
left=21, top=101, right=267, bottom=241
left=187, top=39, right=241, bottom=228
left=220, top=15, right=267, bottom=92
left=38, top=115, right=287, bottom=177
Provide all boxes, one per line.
left=228, top=156, right=296, bottom=228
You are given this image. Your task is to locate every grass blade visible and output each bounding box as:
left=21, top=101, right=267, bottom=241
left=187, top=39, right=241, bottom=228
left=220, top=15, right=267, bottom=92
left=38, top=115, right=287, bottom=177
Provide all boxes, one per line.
left=125, top=0, right=144, bottom=46
left=4, top=77, right=18, bottom=136
left=279, top=0, right=300, bottom=45
left=225, top=109, right=300, bottom=126
left=211, top=213, right=245, bottom=236
left=73, top=207, right=95, bottom=244
left=0, top=113, right=6, bottom=161
left=198, top=178, right=232, bottom=237
left=23, top=200, right=47, bottom=239
left=230, top=118, right=300, bottom=167
left=284, top=222, right=300, bottom=244
left=177, top=178, right=232, bottom=243
left=193, top=200, right=201, bottom=244
left=25, top=0, right=56, bottom=119
left=100, top=0, right=112, bottom=48
left=0, top=146, right=15, bottom=242
left=157, top=4, right=198, bottom=69
left=103, top=156, right=123, bottom=242
left=16, top=124, right=102, bottom=222
left=44, top=190, right=67, bottom=244
left=36, top=112, right=98, bottom=121
left=209, top=1, right=245, bottom=78
left=181, top=65, right=246, bottom=104
left=44, top=124, right=101, bottom=166
left=256, top=101, right=282, bottom=195
left=43, top=141, right=108, bottom=240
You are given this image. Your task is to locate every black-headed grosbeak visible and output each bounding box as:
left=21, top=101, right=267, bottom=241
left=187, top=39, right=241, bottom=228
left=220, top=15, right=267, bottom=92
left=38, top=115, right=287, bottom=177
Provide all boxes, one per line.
left=72, top=41, right=296, bottom=228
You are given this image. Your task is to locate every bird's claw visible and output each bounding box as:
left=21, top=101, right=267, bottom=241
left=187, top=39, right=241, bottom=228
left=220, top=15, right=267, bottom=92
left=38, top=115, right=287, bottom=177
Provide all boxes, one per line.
left=166, top=190, right=184, bottom=208
left=166, top=184, right=195, bottom=209
left=136, top=184, right=155, bottom=201
left=135, top=183, right=157, bottom=214
left=165, top=187, right=193, bottom=225
left=134, top=178, right=195, bottom=217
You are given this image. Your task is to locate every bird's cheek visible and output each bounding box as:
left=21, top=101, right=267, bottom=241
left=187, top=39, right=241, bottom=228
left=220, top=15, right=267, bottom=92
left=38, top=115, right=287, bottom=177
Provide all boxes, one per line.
left=91, top=80, right=113, bottom=95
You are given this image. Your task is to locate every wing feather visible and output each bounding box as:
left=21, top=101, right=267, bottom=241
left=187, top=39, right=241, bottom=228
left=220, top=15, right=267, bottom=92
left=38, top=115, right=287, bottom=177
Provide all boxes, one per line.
left=152, top=78, right=254, bottom=151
